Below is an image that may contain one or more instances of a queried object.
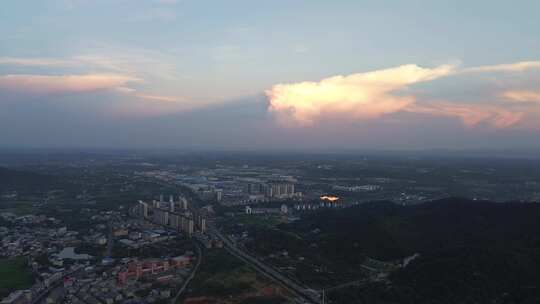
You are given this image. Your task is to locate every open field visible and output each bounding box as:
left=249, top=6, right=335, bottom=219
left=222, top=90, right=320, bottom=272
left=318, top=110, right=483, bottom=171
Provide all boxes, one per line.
left=0, top=257, right=34, bottom=298
left=0, top=200, right=38, bottom=216
left=184, top=249, right=288, bottom=304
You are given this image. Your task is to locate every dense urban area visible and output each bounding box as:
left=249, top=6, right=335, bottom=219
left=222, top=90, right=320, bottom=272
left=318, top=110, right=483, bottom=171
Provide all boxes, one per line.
left=1, top=151, right=540, bottom=304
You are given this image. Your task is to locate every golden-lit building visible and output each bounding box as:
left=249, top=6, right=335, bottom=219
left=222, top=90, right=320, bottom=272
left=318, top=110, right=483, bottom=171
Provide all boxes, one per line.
left=320, top=195, right=339, bottom=202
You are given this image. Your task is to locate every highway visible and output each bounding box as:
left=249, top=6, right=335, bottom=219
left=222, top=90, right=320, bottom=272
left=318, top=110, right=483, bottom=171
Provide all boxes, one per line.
left=209, top=226, right=321, bottom=304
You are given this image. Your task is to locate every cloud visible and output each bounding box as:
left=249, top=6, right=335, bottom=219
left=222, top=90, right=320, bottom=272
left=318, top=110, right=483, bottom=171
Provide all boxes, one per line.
left=113, top=86, right=186, bottom=106
left=1, top=50, right=182, bottom=82
left=502, top=90, right=540, bottom=103
left=115, top=86, right=137, bottom=94
left=0, top=52, right=190, bottom=115
left=135, top=93, right=182, bottom=102
left=0, top=57, right=74, bottom=67
left=464, top=61, right=540, bottom=73
left=0, top=74, right=140, bottom=94
left=267, top=60, right=540, bottom=129
left=266, top=64, right=455, bottom=126
left=0, top=73, right=192, bottom=119
left=408, top=103, right=524, bottom=128
left=0, top=73, right=190, bottom=115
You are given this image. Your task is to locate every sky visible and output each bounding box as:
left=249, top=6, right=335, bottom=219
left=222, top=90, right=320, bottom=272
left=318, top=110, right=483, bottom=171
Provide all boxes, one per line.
left=1, top=0, right=540, bottom=151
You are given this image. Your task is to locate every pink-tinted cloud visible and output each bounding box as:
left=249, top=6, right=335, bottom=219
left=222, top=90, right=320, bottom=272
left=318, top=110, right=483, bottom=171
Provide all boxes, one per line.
left=0, top=74, right=140, bottom=94
left=0, top=71, right=189, bottom=117
left=135, top=93, right=182, bottom=102
left=0, top=54, right=192, bottom=117
left=266, top=60, right=540, bottom=129
left=502, top=90, right=540, bottom=103
left=266, top=64, right=455, bottom=126
left=408, top=103, right=524, bottom=128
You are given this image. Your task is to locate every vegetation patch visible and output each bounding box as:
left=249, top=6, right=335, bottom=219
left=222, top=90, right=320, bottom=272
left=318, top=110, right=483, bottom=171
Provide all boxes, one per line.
left=0, top=257, right=34, bottom=298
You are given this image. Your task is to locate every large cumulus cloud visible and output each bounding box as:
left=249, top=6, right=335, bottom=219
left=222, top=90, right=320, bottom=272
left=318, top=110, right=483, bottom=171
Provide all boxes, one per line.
left=266, top=61, right=540, bottom=129
left=266, top=64, right=454, bottom=126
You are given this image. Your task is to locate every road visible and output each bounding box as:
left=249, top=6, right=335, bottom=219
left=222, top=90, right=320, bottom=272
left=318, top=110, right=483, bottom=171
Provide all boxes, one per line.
left=209, top=226, right=320, bottom=304
left=171, top=241, right=202, bottom=304
left=324, top=280, right=365, bottom=292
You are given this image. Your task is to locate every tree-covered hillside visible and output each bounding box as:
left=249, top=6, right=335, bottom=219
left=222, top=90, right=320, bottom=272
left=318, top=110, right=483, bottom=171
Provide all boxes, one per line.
left=285, top=199, right=540, bottom=303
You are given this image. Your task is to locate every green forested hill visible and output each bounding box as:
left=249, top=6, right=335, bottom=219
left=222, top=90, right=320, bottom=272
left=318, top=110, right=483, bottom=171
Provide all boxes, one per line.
left=286, top=199, right=540, bottom=303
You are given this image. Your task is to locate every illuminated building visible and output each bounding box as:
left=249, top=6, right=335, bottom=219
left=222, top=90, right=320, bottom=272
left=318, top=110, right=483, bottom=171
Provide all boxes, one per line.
left=320, top=195, right=339, bottom=202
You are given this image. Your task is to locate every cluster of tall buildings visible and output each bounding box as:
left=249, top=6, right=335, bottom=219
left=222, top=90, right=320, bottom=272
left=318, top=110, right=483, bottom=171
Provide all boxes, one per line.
left=196, top=187, right=222, bottom=202
left=332, top=184, right=381, bottom=192
left=136, top=195, right=206, bottom=237
left=246, top=182, right=296, bottom=199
